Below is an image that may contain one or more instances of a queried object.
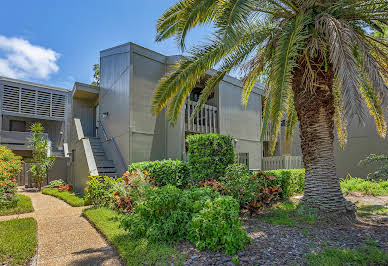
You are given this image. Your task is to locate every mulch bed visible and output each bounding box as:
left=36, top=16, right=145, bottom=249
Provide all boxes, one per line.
left=177, top=196, right=387, bottom=265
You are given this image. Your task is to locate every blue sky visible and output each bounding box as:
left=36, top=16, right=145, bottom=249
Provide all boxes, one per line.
left=0, top=0, right=210, bottom=89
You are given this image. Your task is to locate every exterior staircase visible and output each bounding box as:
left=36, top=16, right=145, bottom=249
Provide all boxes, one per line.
left=89, top=137, right=121, bottom=177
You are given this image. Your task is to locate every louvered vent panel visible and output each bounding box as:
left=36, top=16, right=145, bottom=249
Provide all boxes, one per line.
left=2, top=86, right=20, bottom=112
left=2, top=84, right=66, bottom=119
left=37, top=91, right=51, bottom=117
left=51, top=94, right=65, bottom=118
left=20, top=88, right=36, bottom=114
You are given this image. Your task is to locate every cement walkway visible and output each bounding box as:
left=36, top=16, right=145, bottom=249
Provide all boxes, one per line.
left=0, top=191, right=122, bottom=266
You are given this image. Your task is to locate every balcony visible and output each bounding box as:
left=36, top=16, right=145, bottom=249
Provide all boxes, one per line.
left=261, top=122, right=271, bottom=142
left=184, top=100, right=218, bottom=134
left=0, top=130, right=48, bottom=150
left=262, top=155, right=303, bottom=171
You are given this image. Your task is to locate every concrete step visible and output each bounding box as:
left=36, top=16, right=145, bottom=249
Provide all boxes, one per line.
left=99, top=172, right=121, bottom=177
left=91, top=147, right=104, bottom=153
left=97, top=167, right=116, bottom=172
left=94, top=155, right=106, bottom=161
left=89, top=138, right=101, bottom=143
left=95, top=160, right=115, bottom=167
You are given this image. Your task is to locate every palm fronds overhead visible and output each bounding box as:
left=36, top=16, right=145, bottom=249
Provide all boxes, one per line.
left=153, top=0, right=388, bottom=151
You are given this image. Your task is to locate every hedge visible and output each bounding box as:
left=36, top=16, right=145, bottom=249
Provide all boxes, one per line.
left=187, top=134, right=235, bottom=181
left=263, top=169, right=305, bottom=198
left=128, top=160, right=190, bottom=188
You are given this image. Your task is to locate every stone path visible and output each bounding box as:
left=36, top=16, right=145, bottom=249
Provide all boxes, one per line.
left=0, top=191, right=122, bottom=266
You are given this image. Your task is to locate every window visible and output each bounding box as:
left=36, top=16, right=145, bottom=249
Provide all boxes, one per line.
left=237, top=152, right=249, bottom=168
left=10, top=120, right=26, bottom=132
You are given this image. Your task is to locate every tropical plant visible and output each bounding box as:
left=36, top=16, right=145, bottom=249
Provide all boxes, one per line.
left=0, top=145, right=22, bottom=181
left=359, top=154, right=388, bottom=180
left=152, top=0, right=388, bottom=219
left=28, top=123, right=55, bottom=191
left=91, top=64, right=100, bottom=87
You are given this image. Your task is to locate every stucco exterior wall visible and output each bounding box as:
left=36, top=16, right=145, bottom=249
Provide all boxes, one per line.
left=72, top=98, right=96, bottom=137
left=333, top=110, right=388, bottom=178
left=100, top=44, right=131, bottom=166
left=218, top=80, right=263, bottom=169
left=130, top=45, right=168, bottom=162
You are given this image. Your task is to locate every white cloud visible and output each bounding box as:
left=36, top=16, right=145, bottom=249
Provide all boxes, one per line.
left=0, top=35, right=60, bottom=80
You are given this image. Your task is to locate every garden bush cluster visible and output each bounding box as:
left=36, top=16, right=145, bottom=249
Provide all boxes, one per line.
left=187, top=134, right=235, bottom=181
left=128, top=160, right=190, bottom=187
left=84, top=133, right=308, bottom=255
left=0, top=146, right=22, bottom=208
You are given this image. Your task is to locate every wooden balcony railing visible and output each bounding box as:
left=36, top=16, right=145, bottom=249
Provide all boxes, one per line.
left=261, top=122, right=271, bottom=142
left=262, top=155, right=303, bottom=171
left=185, top=100, right=218, bottom=134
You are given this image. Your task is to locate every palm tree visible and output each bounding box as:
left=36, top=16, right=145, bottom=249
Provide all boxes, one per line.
left=152, top=0, right=388, bottom=220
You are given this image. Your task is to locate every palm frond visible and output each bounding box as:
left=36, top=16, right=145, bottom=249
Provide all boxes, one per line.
left=284, top=93, right=298, bottom=151
left=268, top=13, right=309, bottom=154
left=333, top=78, right=348, bottom=148
left=360, top=77, right=387, bottom=138
left=317, top=14, right=364, bottom=121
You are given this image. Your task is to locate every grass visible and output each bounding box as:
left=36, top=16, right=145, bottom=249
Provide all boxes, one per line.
left=83, top=207, right=185, bottom=265
left=0, top=194, right=34, bottom=216
left=42, top=188, right=86, bottom=207
left=356, top=204, right=388, bottom=218
left=306, top=241, right=388, bottom=266
left=262, top=202, right=317, bottom=227
left=0, top=218, right=37, bottom=266
left=340, top=177, right=388, bottom=196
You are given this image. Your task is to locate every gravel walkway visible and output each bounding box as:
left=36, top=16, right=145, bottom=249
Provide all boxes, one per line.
left=0, top=191, right=122, bottom=266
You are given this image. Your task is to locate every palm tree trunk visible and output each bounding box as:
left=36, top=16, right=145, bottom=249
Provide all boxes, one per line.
left=292, top=60, right=355, bottom=220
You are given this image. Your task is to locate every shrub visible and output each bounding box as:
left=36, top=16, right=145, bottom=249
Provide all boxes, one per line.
left=188, top=196, right=251, bottom=255
left=187, top=134, right=235, bottom=181
left=359, top=154, right=388, bottom=180
left=263, top=169, right=305, bottom=198
left=120, top=186, right=249, bottom=254
left=84, top=176, right=121, bottom=206
left=220, top=164, right=282, bottom=212
left=49, top=179, right=65, bottom=188
left=0, top=145, right=22, bottom=181
left=112, top=170, right=154, bottom=213
left=340, top=175, right=388, bottom=196
left=128, top=160, right=190, bottom=188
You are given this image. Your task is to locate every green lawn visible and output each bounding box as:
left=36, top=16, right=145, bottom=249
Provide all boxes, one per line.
left=83, top=207, right=185, bottom=265
left=0, top=218, right=37, bottom=266
left=0, top=194, right=34, bottom=216
left=42, top=188, right=86, bottom=207
left=306, top=243, right=388, bottom=266
left=356, top=204, right=388, bottom=218
left=262, top=202, right=317, bottom=227
left=340, top=177, right=388, bottom=196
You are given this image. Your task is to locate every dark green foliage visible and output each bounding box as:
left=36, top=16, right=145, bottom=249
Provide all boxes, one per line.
left=220, top=165, right=283, bottom=212
left=264, top=169, right=305, bottom=198
left=128, top=160, right=190, bottom=188
left=359, top=154, right=388, bottom=180
left=187, top=134, right=235, bottom=181
left=84, top=176, right=121, bottom=206
left=120, top=185, right=249, bottom=255
left=188, top=196, right=250, bottom=255
left=83, top=207, right=185, bottom=265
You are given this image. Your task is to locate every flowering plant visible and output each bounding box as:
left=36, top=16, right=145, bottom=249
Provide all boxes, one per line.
left=0, top=145, right=22, bottom=181
left=112, top=170, right=154, bottom=213
left=58, top=184, right=72, bottom=192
